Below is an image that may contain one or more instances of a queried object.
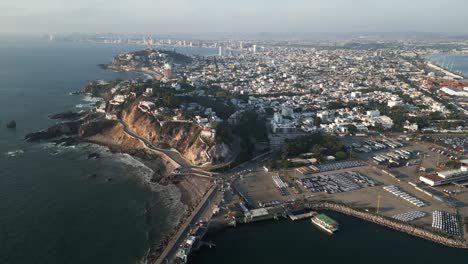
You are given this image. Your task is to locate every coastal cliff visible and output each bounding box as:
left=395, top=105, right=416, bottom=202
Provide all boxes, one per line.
left=25, top=104, right=232, bottom=167
left=121, top=102, right=231, bottom=166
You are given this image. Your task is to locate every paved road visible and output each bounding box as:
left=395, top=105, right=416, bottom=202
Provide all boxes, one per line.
left=118, top=119, right=276, bottom=263
left=154, top=184, right=221, bottom=264
left=119, top=120, right=237, bottom=172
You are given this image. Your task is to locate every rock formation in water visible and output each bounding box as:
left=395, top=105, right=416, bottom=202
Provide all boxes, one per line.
left=6, top=120, right=16, bottom=129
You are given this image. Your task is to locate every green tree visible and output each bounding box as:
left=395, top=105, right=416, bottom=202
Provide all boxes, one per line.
left=346, top=124, right=358, bottom=134
left=335, top=151, right=347, bottom=161
left=314, top=116, right=322, bottom=126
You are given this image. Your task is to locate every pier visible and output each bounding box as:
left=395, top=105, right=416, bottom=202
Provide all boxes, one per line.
left=288, top=211, right=317, bottom=221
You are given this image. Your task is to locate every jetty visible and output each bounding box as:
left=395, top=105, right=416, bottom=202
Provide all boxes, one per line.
left=288, top=211, right=317, bottom=221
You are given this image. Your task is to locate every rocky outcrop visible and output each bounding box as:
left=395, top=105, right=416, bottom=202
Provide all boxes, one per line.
left=86, top=122, right=146, bottom=153
left=83, top=81, right=114, bottom=100
left=79, top=120, right=118, bottom=138
left=208, top=142, right=231, bottom=163
left=49, top=111, right=85, bottom=121
left=6, top=120, right=16, bottom=129
left=25, top=120, right=82, bottom=142
left=121, top=102, right=231, bottom=166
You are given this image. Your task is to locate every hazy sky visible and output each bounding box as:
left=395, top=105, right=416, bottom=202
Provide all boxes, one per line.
left=1, top=0, right=468, bottom=34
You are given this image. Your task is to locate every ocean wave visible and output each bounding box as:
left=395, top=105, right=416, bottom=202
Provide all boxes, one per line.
left=41, top=142, right=57, bottom=149
left=4, top=149, right=25, bottom=157
left=110, top=153, right=186, bottom=228
left=82, top=94, right=103, bottom=103
left=43, top=142, right=186, bottom=232
left=75, top=95, right=103, bottom=110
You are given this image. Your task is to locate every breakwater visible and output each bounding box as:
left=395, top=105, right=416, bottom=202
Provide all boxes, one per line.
left=309, top=201, right=468, bottom=249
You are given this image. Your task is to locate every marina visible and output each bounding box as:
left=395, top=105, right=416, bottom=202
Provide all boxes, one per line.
left=190, top=211, right=468, bottom=264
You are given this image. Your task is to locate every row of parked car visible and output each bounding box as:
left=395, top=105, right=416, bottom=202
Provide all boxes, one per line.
left=432, top=210, right=461, bottom=236
left=393, top=211, right=426, bottom=222
left=437, top=136, right=467, bottom=154
left=383, top=185, right=427, bottom=207
left=299, top=171, right=377, bottom=194
left=353, top=138, right=404, bottom=153
left=429, top=147, right=459, bottom=160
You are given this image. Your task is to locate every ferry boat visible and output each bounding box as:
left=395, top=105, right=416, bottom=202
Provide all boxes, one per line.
left=311, top=214, right=339, bottom=234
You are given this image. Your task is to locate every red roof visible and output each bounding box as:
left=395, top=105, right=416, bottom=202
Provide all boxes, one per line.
left=421, top=174, right=444, bottom=182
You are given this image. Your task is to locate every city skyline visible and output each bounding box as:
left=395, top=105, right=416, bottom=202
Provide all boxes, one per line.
left=2, top=0, right=468, bottom=34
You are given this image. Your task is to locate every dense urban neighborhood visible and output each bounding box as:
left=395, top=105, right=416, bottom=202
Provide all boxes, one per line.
left=25, top=36, right=468, bottom=263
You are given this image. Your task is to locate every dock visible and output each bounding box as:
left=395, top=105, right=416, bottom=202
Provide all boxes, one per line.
left=288, top=211, right=317, bottom=221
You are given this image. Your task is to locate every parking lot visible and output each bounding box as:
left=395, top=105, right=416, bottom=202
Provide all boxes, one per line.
left=234, top=170, right=293, bottom=206
left=432, top=211, right=462, bottom=236
left=316, top=160, right=365, bottom=172
left=232, top=135, right=468, bottom=237
left=393, top=211, right=426, bottom=222
left=383, top=185, right=427, bottom=207
left=298, top=171, right=378, bottom=194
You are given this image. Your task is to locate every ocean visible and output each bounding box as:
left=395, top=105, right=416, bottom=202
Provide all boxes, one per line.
left=429, top=53, right=468, bottom=77
left=190, top=211, right=468, bottom=264
left=0, top=36, right=215, bottom=264
left=2, top=37, right=467, bottom=264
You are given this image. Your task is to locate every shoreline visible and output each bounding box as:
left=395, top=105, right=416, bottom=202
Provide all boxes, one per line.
left=80, top=135, right=213, bottom=263
left=309, top=201, right=468, bottom=249
left=75, top=140, right=191, bottom=262
left=105, top=64, right=163, bottom=80
left=426, top=53, right=467, bottom=79
left=427, top=62, right=465, bottom=80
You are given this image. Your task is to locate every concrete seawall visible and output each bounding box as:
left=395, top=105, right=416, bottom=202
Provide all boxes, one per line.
left=310, top=202, right=468, bottom=249
left=427, top=62, right=465, bottom=79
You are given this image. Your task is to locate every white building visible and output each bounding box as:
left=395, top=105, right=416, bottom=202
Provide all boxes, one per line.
left=106, top=113, right=118, bottom=120
left=420, top=160, right=468, bottom=186
left=201, top=128, right=216, bottom=139
left=388, top=100, right=403, bottom=107
left=367, top=110, right=380, bottom=118
left=109, top=94, right=127, bottom=105
left=404, top=121, right=418, bottom=132
left=440, top=87, right=468, bottom=97
left=281, top=106, right=294, bottom=117
left=143, top=88, right=154, bottom=97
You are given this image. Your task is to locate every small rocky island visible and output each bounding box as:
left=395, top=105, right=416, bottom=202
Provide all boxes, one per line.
left=6, top=120, right=16, bottom=129
left=24, top=48, right=272, bottom=263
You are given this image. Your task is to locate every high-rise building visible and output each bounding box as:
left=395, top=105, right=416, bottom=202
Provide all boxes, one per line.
left=218, top=47, right=223, bottom=56
left=252, top=45, right=257, bottom=53
left=164, top=63, right=173, bottom=79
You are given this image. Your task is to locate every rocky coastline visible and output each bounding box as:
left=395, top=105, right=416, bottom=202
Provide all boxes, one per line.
left=25, top=109, right=214, bottom=263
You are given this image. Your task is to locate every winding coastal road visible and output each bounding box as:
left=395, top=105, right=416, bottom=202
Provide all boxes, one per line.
left=116, top=119, right=251, bottom=263
left=118, top=119, right=238, bottom=173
